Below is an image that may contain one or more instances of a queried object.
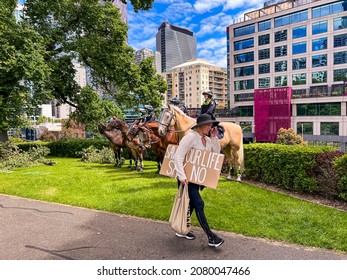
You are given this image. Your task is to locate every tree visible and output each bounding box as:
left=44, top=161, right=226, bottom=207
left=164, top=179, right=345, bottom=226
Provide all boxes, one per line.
left=0, top=0, right=50, bottom=142
left=0, top=0, right=165, bottom=142
left=24, top=0, right=165, bottom=124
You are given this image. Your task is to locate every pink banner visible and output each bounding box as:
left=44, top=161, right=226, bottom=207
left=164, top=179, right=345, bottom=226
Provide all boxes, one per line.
left=254, top=87, right=292, bottom=142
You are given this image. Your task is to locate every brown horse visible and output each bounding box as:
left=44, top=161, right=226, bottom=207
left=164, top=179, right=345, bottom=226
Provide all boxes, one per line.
left=107, top=117, right=145, bottom=172
left=97, top=123, right=132, bottom=168
left=129, top=120, right=179, bottom=173
left=158, top=105, right=244, bottom=181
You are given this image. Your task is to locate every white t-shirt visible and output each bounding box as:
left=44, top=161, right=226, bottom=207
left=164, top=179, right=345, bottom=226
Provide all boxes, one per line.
left=174, top=130, right=221, bottom=181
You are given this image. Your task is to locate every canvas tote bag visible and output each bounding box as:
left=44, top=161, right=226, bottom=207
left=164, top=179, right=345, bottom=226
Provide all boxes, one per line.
left=169, top=183, right=191, bottom=235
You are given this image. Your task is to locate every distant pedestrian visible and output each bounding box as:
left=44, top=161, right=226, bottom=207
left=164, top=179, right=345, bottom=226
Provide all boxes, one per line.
left=174, top=114, right=224, bottom=247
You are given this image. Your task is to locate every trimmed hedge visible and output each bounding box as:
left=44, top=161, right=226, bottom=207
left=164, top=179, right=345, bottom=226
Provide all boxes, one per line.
left=17, top=139, right=157, bottom=160
left=244, top=143, right=336, bottom=193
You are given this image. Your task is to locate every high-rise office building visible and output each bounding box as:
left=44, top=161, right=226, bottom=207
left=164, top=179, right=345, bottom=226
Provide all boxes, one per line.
left=227, top=0, right=347, bottom=151
left=156, top=21, right=197, bottom=73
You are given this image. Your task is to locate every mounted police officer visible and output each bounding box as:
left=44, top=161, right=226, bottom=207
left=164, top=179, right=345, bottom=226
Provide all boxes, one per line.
left=169, top=97, right=188, bottom=115
left=201, top=90, right=224, bottom=139
left=140, top=105, right=156, bottom=123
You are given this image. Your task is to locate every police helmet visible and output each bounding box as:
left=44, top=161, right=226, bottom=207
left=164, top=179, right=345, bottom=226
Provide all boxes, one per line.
left=144, top=105, right=154, bottom=112
left=202, top=90, right=213, bottom=97
left=169, top=97, right=180, bottom=105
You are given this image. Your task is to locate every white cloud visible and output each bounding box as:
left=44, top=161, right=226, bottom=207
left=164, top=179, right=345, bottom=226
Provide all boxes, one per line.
left=194, top=0, right=226, bottom=13
left=194, top=0, right=264, bottom=13
left=196, top=12, right=233, bottom=37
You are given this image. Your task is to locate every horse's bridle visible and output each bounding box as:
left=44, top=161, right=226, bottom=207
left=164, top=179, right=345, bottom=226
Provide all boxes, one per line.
left=158, top=108, right=175, bottom=134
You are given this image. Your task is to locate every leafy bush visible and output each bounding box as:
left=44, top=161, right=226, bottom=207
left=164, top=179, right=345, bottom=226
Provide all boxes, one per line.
left=0, top=142, right=50, bottom=170
left=276, top=128, right=307, bottom=145
left=244, top=143, right=335, bottom=192
left=333, top=154, right=347, bottom=201
left=79, top=146, right=116, bottom=164
left=310, top=151, right=344, bottom=198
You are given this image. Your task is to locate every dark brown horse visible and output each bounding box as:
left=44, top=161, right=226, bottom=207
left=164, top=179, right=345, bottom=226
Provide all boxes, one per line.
left=97, top=123, right=132, bottom=168
left=129, top=120, right=179, bottom=173
left=107, top=117, right=145, bottom=172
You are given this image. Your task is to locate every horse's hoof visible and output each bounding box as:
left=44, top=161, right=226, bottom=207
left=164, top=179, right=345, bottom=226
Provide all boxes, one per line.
left=227, top=175, right=233, bottom=181
left=236, top=175, right=242, bottom=182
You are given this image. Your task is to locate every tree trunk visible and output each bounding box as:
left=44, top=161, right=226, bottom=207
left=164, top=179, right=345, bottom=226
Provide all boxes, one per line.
left=0, top=131, right=9, bottom=143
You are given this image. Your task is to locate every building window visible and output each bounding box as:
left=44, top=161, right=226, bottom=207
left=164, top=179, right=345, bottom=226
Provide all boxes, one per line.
left=334, top=16, right=347, bottom=30
left=259, top=48, right=270, bottom=60
left=312, top=37, right=327, bottom=51
left=312, top=1, right=347, bottom=19
left=275, top=61, right=287, bottom=72
left=234, top=65, right=254, bottom=77
left=334, top=51, right=347, bottom=64
left=321, top=122, right=339, bottom=135
left=234, top=24, right=255, bottom=37
left=292, top=42, right=306, bottom=54
left=292, top=73, right=306, bottom=85
left=331, top=84, right=345, bottom=95
left=292, top=25, right=306, bottom=39
left=292, top=89, right=307, bottom=98
left=259, top=77, right=270, bottom=88
left=312, top=21, right=328, bottom=35
left=275, top=10, right=308, bottom=27
left=310, top=85, right=328, bottom=96
left=237, top=106, right=253, bottom=117
left=334, top=33, right=347, bottom=47
left=258, top=34, right=270, bottom=46
left=234, top=52, right=254, bottom=64
left=275, top=45, right=287, bottom=57
left=334, top=68, right=347, bottom=81
left=292, top=57, right=306, bottom=70
left=312, top=54, right=328, bottom=67
left=297, top=122, right=313, bottom=135
left=275, top=30, right=287, bottom=42
left=259, top=63, right=270, bottom=74
left=234, top=38, right=254, bottom=51
left=312, top=71, right=327, bottom=83
left=297, top=103, right=341, bottom=116
left=258, top=20, right=271, bottom=32
left=275, top=76, right=287, bottom=87
left=234, top=93, right=254, bottom=102
left=234, top=79, right=254, bottom=91
left=240, top=121, right=253, bottom=132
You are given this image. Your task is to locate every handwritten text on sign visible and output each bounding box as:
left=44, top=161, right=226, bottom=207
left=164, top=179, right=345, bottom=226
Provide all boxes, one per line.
left=159, top=144, right=225, bottom=189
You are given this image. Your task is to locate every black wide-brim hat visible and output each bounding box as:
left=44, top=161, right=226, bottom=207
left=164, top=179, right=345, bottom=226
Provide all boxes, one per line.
left=191, top=114, right=219, bottom=129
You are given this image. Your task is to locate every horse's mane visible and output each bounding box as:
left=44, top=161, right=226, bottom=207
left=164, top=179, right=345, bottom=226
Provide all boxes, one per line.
left=170, top=105, right=196, bottom=123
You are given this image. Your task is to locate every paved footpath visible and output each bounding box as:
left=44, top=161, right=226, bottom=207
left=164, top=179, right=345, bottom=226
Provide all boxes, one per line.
left=0, top=194, right=346, bottom=260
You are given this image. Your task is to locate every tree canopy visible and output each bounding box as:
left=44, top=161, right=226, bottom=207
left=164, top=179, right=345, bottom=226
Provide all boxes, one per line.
left=0, top=0, right=165, bottom=140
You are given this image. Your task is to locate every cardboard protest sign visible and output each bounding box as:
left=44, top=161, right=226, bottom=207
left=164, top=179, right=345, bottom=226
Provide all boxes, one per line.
left=159, top=144, right=225, bottom=189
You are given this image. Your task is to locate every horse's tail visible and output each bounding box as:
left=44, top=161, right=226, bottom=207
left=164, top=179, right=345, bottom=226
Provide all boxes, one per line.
left=239, top=133, right=245, bottom=172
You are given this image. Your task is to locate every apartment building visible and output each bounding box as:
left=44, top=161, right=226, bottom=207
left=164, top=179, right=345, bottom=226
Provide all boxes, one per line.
left=162, top=58, right=227, bottom=110
left=227, top=0, right=347, bottom=151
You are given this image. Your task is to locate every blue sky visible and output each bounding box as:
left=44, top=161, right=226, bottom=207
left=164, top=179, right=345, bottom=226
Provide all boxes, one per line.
left=18, top=0, right=266, bottom=67
left=128, top=0, right=265, bottom=67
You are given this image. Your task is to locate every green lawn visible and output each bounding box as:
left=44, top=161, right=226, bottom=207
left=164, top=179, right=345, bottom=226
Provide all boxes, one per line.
left=1, top=157, right=346, bottom=253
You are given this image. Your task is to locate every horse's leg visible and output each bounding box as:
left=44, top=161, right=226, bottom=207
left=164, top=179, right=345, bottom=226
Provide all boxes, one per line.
left=232, top=146, right=242, bottom=182
left=137, top=148, right=144, bottom=172
left=223, top=146, right=235, bottom=181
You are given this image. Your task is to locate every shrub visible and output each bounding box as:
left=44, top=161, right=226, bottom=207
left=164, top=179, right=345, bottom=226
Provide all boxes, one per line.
left=276, top=128, right=307, bottom=145
left=244, top=143, right=335, bottom=192
left=79, top=146, right=115, bottom=164
left=0, top=142, right=50, bottom=170
left=333, top=154, right=347, bottom=201
left=39, top=130, right=56, bottom=142
left=310, top=151, right=344, bottom=198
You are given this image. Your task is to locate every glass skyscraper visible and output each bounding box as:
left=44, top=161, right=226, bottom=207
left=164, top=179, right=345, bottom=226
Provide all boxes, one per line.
left=156, top=21, right=197, bottom=73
